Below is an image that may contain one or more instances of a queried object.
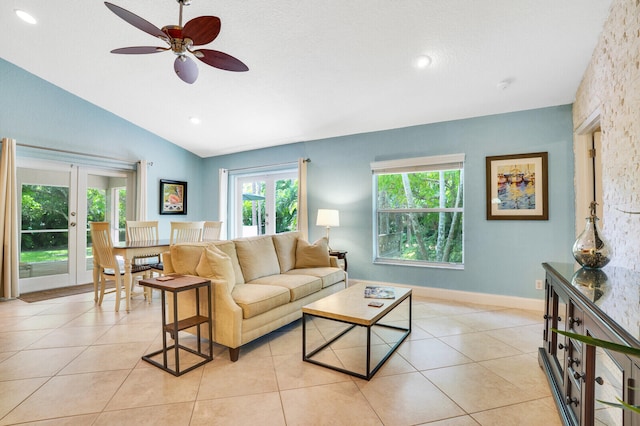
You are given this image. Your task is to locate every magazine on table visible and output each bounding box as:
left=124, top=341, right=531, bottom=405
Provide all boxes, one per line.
left=364, top=286, right=395, bottom=299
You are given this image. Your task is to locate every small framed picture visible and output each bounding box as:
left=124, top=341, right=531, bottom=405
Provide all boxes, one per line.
left=486, top=152, right=548, bottom=220
left=159, top=179, right=187, bottom=215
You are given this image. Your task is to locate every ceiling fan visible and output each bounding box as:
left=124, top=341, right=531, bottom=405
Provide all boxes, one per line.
left=104, top=0, right=248, bottom=84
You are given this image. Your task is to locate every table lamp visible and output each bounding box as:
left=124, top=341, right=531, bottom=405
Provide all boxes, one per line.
left=316, top=209, right=339, bottom=249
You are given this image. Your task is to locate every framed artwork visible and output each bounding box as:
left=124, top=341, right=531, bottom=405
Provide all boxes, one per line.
left=486, top=152, right=548, bottom=220
left=159, top=179, right=187, bottom=215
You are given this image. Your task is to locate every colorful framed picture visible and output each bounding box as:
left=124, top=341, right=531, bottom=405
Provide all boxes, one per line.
left=486, top=152, right=548, bottom=220
left=159, top=179, right=187, bottom=215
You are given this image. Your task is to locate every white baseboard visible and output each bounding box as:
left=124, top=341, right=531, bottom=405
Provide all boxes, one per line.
left=351, top=279, right=545, bottom=312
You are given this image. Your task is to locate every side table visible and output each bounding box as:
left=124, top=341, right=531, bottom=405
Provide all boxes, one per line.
left=329, top=250, right=348, bottom=272
left=139, top=275, right=213, bottom=376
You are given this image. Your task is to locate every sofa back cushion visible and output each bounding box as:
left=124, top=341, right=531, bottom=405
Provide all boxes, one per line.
left=295, top=237, right=330, bottom=268
left=272, top=231, right=301, bottom=273
left=211, top=240, right=245, bottom=285
left=170, top=242, right=214, bottom=275
left=171, top=241, right=244, bottom=284
left=195, top=246, right=236, bottom=292
left=234, top=235, right=280, bottom=282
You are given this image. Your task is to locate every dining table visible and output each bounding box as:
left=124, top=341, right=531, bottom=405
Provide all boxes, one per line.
left=104, top=238, right=171, bottom=312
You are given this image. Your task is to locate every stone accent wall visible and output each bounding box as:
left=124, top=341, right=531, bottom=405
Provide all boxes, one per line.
left=573, top=0, right=640, bottom=269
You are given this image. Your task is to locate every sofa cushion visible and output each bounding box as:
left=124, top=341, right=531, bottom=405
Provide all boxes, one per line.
left=195, top=246, right=236, bottom=292
left=211, top=240, right=245, bottom=285
left=295, top=237, right=330, bottom=268
left=170, top=242, right=215, bottom=275
left=272, top=231, right=301, bottom=273
left=234, top=236, right=280, bottom=282
left=231, top=283, right=291, bottom=319
left=286, top=267, right=345, bottom=288
left=248, top=273, right=322, bottom=302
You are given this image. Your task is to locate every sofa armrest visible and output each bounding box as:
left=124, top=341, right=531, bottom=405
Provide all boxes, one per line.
left=167, top=277, right=243, bottom=349
left=211, top=279, right=243, bottom=348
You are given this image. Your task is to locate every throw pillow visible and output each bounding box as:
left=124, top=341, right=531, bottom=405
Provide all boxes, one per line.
left=273, top=231, right=300, bottom=273
left=195, top=246, right=236, bottom=292
left=295, top=237, right=330, bottom=268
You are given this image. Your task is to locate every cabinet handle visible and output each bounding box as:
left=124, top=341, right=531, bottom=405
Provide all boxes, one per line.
left=565, top=396, right=579, bottom=406
left=543, top=314, right=550, bottom=320
left=568, top=357, right=580, bottom=367
left=573, top=371, right=585, bottom=381
left=568, top=317, right=582, bottom=327
left=558, top=343, right=568, bottom=350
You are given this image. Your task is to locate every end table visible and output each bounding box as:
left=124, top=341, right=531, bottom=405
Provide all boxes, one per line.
left=139, top=275, right=213, bottom=376
left=329, top=250, right=348, bottom=272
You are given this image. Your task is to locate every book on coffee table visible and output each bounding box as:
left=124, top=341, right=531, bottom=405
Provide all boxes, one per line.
left=364, top=286, right=395, bottom=299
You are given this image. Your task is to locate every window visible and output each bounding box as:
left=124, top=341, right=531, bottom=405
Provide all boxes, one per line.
left=372, top=154, right=464, bottom=269
left=232, top=169, right=298, bottom=238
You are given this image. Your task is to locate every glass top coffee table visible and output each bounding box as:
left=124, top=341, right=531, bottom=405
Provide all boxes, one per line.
left=302, top=283, right=411, bottom=380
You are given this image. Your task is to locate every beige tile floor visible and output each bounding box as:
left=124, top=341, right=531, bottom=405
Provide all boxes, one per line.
left=0, top=282, right=562, bottom=426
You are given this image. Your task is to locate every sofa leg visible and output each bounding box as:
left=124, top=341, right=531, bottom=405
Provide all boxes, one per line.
left=229, top=347, right=240, bottom=362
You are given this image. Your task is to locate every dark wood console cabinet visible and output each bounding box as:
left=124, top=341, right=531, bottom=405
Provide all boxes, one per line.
left=540, top=262, right=639, bottom=425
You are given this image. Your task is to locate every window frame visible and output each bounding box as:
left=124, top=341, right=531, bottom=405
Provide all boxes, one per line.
left=371, top=153, right=465, bottom=270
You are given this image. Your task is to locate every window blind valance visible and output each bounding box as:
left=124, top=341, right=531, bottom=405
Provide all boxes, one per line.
left=371, top=153, right=465, bottom=174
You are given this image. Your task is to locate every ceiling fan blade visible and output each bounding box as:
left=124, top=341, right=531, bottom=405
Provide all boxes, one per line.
left=174, top=56, right=199, bottom=84
left=194, top=49, right=249, bottom=72
left=111, top=46, right=167, bottom=54
left=183, top=16, right=221, bottom=46
left=104, top=2, right=166, bottom=39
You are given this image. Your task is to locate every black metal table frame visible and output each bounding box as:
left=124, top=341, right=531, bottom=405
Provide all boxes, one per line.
left=302, top=293, right=411, bottom=380
left=141, top=279, right=213, bottom=376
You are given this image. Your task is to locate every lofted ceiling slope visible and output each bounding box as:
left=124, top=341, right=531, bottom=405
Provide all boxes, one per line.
left=0, top=1, right=612, bottom=157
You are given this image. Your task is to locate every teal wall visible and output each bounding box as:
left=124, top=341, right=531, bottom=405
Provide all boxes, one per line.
left=0, top=58, right=204, bottom=236
left=204, top=106, right=576, bottom=299
left=1, top=57, right=576, bottom=299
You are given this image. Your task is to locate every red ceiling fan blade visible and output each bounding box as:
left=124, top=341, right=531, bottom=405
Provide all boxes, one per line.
left=174, top=56, right=199, bottom=84
left=111, top=46, right=167, bottom=54
left=104, top=2, right=166, bottom=39
left=183, top=16, right=221, bottom=46
left=194, top=49, right=249, bottom=72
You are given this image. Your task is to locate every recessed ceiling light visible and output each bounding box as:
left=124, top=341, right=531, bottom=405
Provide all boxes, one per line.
left=189, top=116, right=201, bottom=125
left=497, top=79, right=512, bottom=90
left=15, top=9, right=37, bottom=25
left=414, top=55, right=432, bottom=69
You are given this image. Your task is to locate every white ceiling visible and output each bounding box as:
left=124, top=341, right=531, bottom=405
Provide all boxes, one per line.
left=1, top=1, right=612, bottom=158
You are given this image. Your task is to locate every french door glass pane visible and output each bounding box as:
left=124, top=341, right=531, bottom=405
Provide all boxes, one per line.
left=20, top=184, right=69, bottom=278
left=275, top=177, right=298, bottom=233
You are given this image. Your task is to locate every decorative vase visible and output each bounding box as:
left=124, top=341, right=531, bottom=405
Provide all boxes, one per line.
left=572, top=201, right=611, bottom=269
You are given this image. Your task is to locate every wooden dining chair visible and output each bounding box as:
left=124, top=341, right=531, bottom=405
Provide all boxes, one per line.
left=202, top=221, right=223, bottom=241
left=126, top=220, right=161, bottom=298
left=90, top=222, right=151, bottom=312
left=126, top=220, right=159, bottom=243
left=170, top=221, right=205, bottom=244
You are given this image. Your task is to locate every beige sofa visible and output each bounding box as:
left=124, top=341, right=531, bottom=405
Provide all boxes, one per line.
left=162, top=231, right=347, bottom=361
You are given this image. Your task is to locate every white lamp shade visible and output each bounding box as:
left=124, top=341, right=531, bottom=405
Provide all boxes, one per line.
left=316, top=209, right=340, bottom=227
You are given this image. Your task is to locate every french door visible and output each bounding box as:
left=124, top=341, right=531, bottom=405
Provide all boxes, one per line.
left=17, top=159, right=134, bottom=292
left=233, top=170, right=298, bottom=238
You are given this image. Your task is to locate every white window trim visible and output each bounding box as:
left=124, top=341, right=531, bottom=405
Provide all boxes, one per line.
left=372, top=153, right=465, bottom=269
